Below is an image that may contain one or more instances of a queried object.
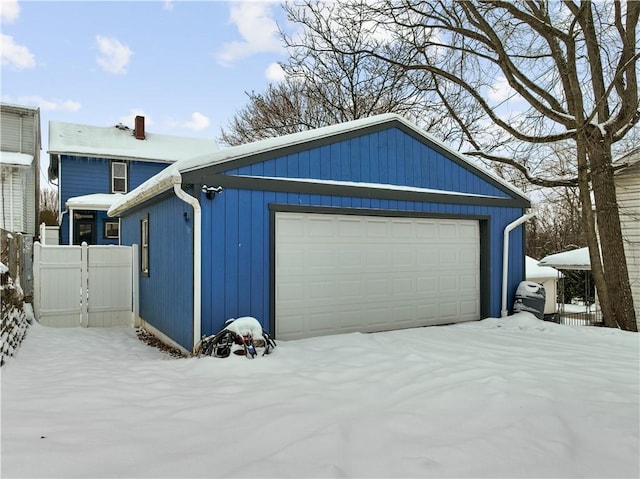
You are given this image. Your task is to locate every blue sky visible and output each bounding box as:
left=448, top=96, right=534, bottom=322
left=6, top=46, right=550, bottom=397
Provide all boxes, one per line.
left=1, top=0, right=293, bottom=185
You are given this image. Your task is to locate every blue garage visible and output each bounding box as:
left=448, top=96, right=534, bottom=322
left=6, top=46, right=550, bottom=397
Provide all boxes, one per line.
left=109, top=114, right=531, bottom=353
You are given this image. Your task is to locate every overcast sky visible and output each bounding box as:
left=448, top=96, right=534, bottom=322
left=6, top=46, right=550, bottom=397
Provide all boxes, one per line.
left=1, top=0, right=292, bottom=185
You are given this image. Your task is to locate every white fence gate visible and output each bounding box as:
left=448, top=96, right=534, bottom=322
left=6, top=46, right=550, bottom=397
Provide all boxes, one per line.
left=33, top=242, right=137, bottom=328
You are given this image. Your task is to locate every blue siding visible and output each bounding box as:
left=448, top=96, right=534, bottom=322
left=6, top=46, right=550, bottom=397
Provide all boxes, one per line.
left=60, top=155, right=109, bottom=245
left=200, top=188, right=525, bottom=338
left=122, top=124, right=527, bottom=349
left=121, top=195, right=194, bottom=351
left=129, top=161, right=170, bottom=189
left=59, top=155, right=172, bottom=245
left=226, top=128, right=511, bottom=198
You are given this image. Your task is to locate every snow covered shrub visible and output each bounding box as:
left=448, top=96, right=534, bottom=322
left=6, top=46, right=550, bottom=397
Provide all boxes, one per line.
left=1, top=262, right=33, bottom=366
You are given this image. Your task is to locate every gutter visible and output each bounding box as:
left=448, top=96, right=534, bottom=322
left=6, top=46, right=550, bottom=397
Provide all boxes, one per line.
left=501, top=211, right=536, bottom=317
left=172, top=183, right=201, bottom=354
left=108, top=167, right=181, bottom=217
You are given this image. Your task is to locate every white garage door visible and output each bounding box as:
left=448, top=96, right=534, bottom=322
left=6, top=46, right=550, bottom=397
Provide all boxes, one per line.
left=275, top=212, right=480, bottom=340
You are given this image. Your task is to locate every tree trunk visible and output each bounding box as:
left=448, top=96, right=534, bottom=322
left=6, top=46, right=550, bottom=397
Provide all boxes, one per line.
left=588, top=136, right=638, bottom=331
left=575, top=137, right=617, bottom=329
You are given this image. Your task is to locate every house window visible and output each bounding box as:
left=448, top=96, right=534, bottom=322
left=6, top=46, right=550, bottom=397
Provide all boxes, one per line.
left=104, top=220, right=119, bottom=239
left=141, top=216, right=149, bottom=275
left=112, top=162, right=127, bottom=193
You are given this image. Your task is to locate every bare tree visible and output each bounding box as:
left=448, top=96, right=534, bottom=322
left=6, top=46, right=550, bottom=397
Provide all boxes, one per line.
left=221, top=79, right=346, bottom=146
left=221, top=2, right=471, bottom=146
left=39, top=188, right=58, bottom=226
left=284, top=0, right=638, bottom=331
left=527, top=187, right=586, bottom=259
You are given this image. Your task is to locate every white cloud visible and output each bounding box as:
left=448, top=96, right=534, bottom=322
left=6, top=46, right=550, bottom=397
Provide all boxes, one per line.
left=0, top=0, right=20, bottom=24
left=167, top=112, right=211, bottom=131
left=0, top=33, right=35, bottom=70
left=162, top=0, right=173, bottom=11
left=265, top=62, right=285, bottom=82
left=118, top=109, right=153, bottom=128
left=182, top=112, right=210, bottom=131
left=95, top=35, right=133, bottom=75
left=2, top=95, right=81, bottom=112
left=217, top=3, right=283, bottom=67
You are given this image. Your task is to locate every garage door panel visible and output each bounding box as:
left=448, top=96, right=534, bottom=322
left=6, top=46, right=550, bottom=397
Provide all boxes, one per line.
left=276, top=212, right=480, bottom=340
left=367, top=219, right=389, bottom=237
left=416, top=221, right=437, bottom=239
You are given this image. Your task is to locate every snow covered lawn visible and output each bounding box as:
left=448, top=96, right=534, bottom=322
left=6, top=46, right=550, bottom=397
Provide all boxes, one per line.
left=2, top=314, right=638, bottom=478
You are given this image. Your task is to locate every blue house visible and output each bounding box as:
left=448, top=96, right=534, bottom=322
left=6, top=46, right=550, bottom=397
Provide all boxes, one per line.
left=109, top=114, right=531, bottom=353
left=47, top=116, right=219, bottom=245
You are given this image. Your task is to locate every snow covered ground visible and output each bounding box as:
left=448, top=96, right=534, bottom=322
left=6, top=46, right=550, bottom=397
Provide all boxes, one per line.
left=2, top=313, right=638, bottom=478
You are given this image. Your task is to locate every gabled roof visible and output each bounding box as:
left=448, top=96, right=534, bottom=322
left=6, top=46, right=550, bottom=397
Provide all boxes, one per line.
left=109, top=114, right=530, bottom=217
left=48, top=121, right=219, bottom=164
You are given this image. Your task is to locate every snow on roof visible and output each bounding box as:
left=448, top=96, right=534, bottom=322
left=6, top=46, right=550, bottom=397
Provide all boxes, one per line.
left=109, top=114, right=530, bottom=217
left=0, top=151, right=34, bottom=166
left=526, top=256, right=561, bottom=280
left=538, top=247, right=591, bottom=270
left=243, top=176, right=506, bottom=199
left=66, top=193, right=123, bottom=210
left=48, top=121, right=219, bottom=163
left=0, top=102, right=40, bottom=114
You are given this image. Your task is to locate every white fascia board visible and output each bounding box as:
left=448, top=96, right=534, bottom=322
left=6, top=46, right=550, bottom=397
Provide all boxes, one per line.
left=66, top=193, right=123, bottom=211
left=108, top=167, right=182, bottom=217
left=238, top=175, right=505, bottom=199
left=46, top=150, right=178, bottom=164
left=0, top=152, right=34, bottom=166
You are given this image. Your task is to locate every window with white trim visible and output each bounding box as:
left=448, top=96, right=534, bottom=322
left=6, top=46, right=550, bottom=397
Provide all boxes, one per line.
left=104, top=220, right=120, bottom=239
left=141, top=216, right=149, bottom=275
left=112, top=162, right=127, bottom=193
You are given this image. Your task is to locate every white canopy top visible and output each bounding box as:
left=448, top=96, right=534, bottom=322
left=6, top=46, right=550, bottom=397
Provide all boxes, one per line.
left=526, top=256, right=562, bottom=280
left=538, top=247, right=591, bottom=271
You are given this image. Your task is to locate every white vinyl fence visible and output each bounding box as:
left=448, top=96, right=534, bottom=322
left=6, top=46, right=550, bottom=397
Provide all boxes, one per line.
left=33, top=242, right=137, bottom=328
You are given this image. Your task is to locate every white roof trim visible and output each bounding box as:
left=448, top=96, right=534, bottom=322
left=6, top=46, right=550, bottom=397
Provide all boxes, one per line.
left=0, top=151, right=34, bottom=166
left=239, top=175, right=506, bottom=198
left=108, top=167, right=182, bottom=217
left=66, top=193, right=124, bottom=211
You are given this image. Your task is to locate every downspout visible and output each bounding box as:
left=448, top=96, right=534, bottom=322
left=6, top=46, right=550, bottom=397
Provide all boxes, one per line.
left=501, top=211, right=536, bottom=317
left=173, top=183, right=201, bottom=354
left=59, top=209, right=68, bottom=243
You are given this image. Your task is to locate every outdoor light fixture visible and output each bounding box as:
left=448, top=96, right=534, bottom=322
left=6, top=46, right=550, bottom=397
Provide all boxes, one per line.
left=201, top=185, right=223, bottom=200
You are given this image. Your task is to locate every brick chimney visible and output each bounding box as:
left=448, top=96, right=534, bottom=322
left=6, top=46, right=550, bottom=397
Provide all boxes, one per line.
left=134, top=115, right=145, bottom=140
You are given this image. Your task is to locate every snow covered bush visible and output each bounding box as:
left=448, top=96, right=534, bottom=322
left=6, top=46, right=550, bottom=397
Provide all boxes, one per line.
left=1, top=262, right=33, bottom=366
